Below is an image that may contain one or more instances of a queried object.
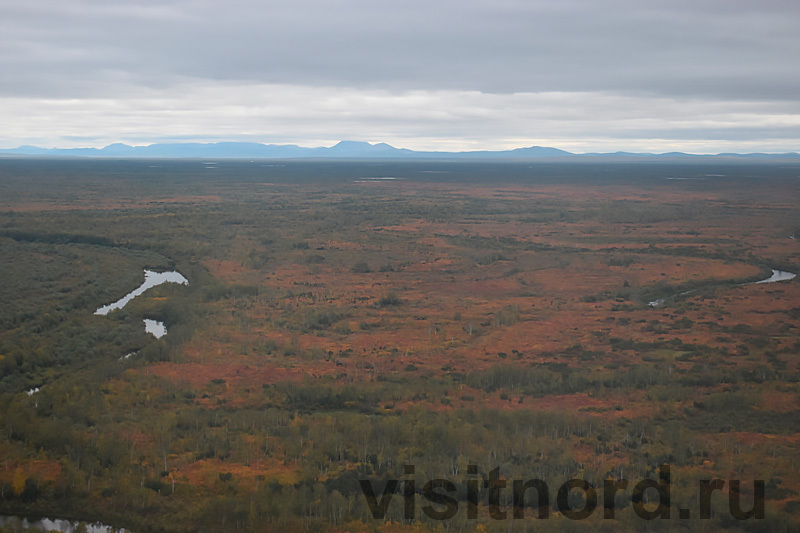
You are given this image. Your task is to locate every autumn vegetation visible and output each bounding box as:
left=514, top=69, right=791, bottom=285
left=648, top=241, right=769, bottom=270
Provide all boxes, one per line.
left=0, top=158, right=799, bottom=532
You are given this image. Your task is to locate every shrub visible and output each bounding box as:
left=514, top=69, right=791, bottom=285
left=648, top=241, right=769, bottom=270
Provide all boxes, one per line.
left=352, top=261, right=371, bottom=273
left=378, top=292, right=401, bottom=307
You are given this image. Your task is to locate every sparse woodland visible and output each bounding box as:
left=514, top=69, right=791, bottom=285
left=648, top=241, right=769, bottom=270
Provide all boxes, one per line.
left=1, top=159, right=799, bottom=532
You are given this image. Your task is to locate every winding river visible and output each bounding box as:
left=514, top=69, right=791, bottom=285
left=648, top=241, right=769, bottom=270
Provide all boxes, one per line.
left=752, top=269, right=797, bottom=284
left=649, top=268, right=796, bottom=307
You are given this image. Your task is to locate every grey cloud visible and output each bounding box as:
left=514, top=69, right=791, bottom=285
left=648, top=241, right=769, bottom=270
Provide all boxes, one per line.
left=2, top=83, right=798, bottom=152
left=2, top=0, right=799, bottom=100
left=2, top=0, right=799, bottom=151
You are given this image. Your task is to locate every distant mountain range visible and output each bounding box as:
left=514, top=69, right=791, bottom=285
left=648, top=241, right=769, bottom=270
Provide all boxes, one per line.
left=1, top=140, right=798, bottom=160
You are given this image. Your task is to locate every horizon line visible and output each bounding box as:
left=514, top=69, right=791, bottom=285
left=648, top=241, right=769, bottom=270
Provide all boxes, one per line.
left=1, top=140, right=798, bottom=158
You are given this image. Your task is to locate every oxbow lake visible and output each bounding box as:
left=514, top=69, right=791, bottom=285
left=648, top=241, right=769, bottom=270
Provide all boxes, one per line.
left=94, top=270, right=188, bottom=315
left=94, top=269, right=188, bottom=339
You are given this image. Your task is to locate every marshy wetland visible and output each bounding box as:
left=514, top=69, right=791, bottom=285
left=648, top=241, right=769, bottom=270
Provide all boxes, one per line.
left=1, top=158, right=799, bottom=532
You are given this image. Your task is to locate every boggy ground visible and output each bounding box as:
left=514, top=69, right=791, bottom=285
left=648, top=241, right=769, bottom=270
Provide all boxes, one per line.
left=1, top=159, right=799, bottom=532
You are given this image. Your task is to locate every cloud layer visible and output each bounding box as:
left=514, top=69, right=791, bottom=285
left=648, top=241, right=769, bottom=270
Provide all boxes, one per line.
left=2, top=0, right=799, bottom=152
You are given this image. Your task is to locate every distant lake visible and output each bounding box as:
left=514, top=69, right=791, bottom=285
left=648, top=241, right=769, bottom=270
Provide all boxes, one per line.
left=94, top=270, right=188, bottom=315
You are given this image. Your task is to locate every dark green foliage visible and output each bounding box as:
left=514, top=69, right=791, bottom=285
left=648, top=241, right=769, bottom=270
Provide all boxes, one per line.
left=1, top=159, right=799, bottom=532
left=377, top=292, right=401, bottom=307
left=301, top=307, right=347, bottom=331
left=352, top=261, right=371, bottom=273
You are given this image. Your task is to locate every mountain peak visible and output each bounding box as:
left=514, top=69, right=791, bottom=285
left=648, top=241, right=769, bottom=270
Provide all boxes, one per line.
left=332, top=140, right=374, bottom=148
left=326, top=141, right=402, bottom=156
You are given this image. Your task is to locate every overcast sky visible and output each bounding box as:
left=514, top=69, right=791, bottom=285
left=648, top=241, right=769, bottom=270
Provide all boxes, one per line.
left=2, top=0, right=799, bottom=153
